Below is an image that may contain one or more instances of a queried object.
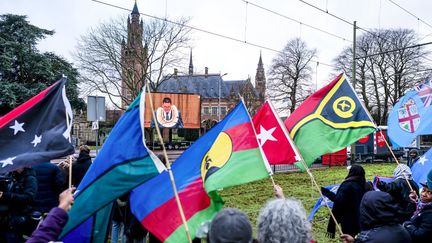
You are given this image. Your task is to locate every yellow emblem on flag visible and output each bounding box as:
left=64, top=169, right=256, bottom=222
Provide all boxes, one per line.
left=201, top=132, right=232, bottom=181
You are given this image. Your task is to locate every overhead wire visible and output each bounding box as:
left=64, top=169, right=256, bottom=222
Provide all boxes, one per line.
left=387, top=0, right=432, bottom=30
left=91, top=0, right=336, bottom=68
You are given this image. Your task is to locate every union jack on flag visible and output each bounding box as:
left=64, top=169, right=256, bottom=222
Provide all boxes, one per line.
left=415, top=79, right=432, bottom=107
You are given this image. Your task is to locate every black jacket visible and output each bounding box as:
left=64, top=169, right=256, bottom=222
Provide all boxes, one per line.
left=377, top=178, right=419, bottom=222
left=0, top=168, right=38, bottom=216
left=33, top=162, right=65, bottom=213
left=322, top=178, right=367, bottom=237
left=404, top=203, right=432, bottom=243
left=72, top=152, right=92, bottom=187
left=354, top=191, right=412, bottom=243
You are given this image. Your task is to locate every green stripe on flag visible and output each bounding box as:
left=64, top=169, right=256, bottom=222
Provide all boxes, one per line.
left=91, top=201, right=113, bottom=242
left=165, top=192, right=224, bottom=243
left=204, top=148, right=269, bottom=193
left=60, top=156, right=159, bottom=238
left=294, top=119, right=375, bottom=170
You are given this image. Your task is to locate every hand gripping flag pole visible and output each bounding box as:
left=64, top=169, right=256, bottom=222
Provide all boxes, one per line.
left=145, top=81, right=192, bottom=243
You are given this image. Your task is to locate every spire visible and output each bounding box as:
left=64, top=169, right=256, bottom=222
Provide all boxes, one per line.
left=188, top=49, right=194, bottom=75
left=258, top=51, right=263, bottom=68
left=132, top=1, right=140, bottom=15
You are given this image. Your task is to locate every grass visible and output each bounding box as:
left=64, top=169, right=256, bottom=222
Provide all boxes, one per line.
left=219, top=163, right=396, bottom=243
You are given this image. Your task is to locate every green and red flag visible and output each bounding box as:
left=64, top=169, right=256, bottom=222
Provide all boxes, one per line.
left=284, top=74, right=375, bottom=170
left=130, top=101, right=271, bottom=242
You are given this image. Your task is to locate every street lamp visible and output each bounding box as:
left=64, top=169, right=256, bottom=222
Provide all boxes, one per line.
left=219, top=73, right=228, bottom=121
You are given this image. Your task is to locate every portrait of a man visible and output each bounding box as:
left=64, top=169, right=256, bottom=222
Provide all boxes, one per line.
left=151, top=97, right=184, bottom=128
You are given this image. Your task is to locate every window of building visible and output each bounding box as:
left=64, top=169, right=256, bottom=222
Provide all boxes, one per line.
left=220, top=107, right=227, bottom=115
left=203, top=107, right=210, bottom=115
left=211, top=107, right=218, bottom=115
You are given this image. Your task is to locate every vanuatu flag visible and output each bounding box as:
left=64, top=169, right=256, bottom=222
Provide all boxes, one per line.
left=130, top=101, right=271, bottom=243
left=60, top=91, right=165, bottom=242
left=284, top=74, right=375, bottom=169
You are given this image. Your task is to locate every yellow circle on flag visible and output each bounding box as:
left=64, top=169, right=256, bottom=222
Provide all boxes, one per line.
left=201, top=132, right=233, bottom=181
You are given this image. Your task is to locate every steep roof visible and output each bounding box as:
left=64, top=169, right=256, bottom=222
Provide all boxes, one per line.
left=157, top=74, right=254, bottom=99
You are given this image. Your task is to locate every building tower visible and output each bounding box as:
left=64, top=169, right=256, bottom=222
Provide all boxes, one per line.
left=120, top=1, right=147, bottom=109
left=188, top=49, right=194, bottom=75
left=255, top=52, right=266, bottom=101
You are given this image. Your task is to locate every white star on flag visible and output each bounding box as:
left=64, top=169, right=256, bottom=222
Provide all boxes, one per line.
left=9, top=120, right=25, bottom=135
left=418, top=156, right=428, bottom=165
left=256, top=125, right=277, bottom=145
left=31, top=135, right=42, bottom=147
left=0, top=157, right=15, bottom=168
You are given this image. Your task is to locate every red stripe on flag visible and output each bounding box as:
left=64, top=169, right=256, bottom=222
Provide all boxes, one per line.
left=141, top=177, right=211, bottom=241
left=284, top=73, right=343, bottom=130
left=224, top=122, right=259, bottom=152
left=0, top=81, right=59, bottom=128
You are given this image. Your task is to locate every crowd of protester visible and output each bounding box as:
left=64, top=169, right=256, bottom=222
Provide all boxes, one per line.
left=0, top=146, right=431, bottom=243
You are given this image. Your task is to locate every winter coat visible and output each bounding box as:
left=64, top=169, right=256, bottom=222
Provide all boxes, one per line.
left=353, top=191, right=412, bottom=243
left=322, top=177, right=367, bottom=237
left=403, top=203, right=432, bottom=243
left=0, top=168, right=38, bottom=216
left=26, top=207, right=68, bottom=243
left=377, top=177, right=419, bottom=222
left=72, top=152, right=92, bottom=187
left=33, top=162, right=65, bottom=213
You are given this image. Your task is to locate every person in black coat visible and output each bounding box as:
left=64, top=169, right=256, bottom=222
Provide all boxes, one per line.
left=407, top=149, right=419, bottom=168
left=340, top=191, right=412, bottom=243
left=403, top=169, right=432, bottom=243
left=72, top=145, right=92, bottom=187
left=321, top=165, right=371, bottom=238
left=32, top=162, right=65, bottom=214
left=0, top=167, right=38, bottom=242
left=377, top=164, right=419, bottom=223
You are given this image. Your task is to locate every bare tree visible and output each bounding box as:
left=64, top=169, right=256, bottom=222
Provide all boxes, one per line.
left=267, top=38, right=316, bottom=113
left=75, top=15, right=192, bottom=109
left=334, top=28, right=429, bottom=124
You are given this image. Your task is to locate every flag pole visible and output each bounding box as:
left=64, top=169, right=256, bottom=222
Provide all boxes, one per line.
left=239, top=96, right=276, bottom=188
left=145, top=81, right=192, bottom=243
left=62, top=75, right=73, bottom=189
left=345, top=76, right=414, bottom=192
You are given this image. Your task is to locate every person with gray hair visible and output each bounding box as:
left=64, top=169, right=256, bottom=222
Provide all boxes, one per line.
left=257, top=196, right=312, bottom=243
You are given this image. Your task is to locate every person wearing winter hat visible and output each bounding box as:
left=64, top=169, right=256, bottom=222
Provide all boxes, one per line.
left=208, top=208, right=253, bottom=243
left=408, top=149, right=420, bottom=168
left=376, top=164, right=419, bottom=222
left=403, top=169, right=432, bottom=243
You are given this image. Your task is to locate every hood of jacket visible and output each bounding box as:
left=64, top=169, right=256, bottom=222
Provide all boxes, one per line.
left=360, top=191, right=400, bottom=230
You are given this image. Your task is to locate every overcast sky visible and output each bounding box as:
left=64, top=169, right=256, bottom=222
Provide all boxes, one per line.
left=2, top=0, right=432, bottom=91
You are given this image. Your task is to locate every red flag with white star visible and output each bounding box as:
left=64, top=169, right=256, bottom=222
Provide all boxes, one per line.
left=0, top=78, right=74, bottom=173
left=252, top=100, right=301, bottom=165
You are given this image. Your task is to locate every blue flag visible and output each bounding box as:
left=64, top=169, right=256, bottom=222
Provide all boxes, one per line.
left=60, top=91, right=164, bottom=242
left=388, top=80, right=432, bottom=147
left=308, top=184, right=339, bottom=221
left=412, top=147, right=432, bottom=188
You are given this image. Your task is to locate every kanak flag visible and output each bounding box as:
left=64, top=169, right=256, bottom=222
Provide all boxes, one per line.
left=252, top=100, right=301, bottom=164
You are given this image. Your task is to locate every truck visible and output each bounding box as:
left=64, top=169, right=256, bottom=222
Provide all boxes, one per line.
left=353, top=127, right=404, bottom=163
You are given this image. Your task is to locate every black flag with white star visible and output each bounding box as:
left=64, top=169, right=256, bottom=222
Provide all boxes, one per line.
left=0, top=78, right=74, bottom=173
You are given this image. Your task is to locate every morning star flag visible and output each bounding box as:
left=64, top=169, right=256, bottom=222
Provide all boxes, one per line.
left=411, top=147, right=432, bottom=188
left=308, top=184, right=339, bottom=221
left=0, top=78, right=74, bottom=173
left=284, top=74, right=376, bottom=169
left=388, top=80, right=432, bottom=147
left=130, top=101, right=271, bottom=243
left=253, top=99, right=301, bottom=164
left=60, top=91, right=165, bottom=242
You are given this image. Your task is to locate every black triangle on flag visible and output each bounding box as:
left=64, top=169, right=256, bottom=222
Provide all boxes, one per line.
left=0, top=78, right=75, bottom=173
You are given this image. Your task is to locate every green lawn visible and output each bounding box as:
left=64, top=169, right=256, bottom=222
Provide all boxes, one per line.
left=219, top=163, right=396, bottom=242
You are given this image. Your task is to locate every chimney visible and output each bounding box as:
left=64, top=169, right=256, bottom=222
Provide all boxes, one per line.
left=174, top=68, right=178, bottom=78
left=205, top=67, right=208, bottom=78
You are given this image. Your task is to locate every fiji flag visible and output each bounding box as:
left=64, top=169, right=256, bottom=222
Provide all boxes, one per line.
left=412, top=147, right=432, bottom=188
left=388, top=80, right=432, bottom=147
left=60, top=91, right=165, bottom=242
left=0, top=78, right=74, bottom=173
left=308, top=184, right=339, bottom=221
